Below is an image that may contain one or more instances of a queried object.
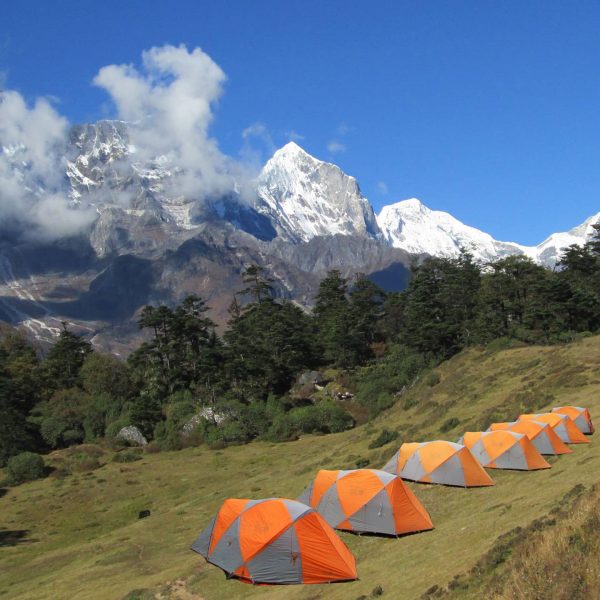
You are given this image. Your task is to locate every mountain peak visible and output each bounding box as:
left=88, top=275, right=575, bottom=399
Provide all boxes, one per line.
left=382, top=198, right=427, bottom=214
left=256, top=143, right=379, bottom=243
left=270, top=141, right=313, bottom=162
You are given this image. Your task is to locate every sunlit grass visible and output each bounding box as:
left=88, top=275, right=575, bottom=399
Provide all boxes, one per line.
left=1, top=336, right=599, bottom=599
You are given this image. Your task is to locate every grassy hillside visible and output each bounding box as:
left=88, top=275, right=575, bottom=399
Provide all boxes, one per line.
left=1, top=335, right=599, bottom=600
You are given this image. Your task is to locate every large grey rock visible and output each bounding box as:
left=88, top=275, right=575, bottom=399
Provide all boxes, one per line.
left=116, top=425, right=147, bottom=446
left=297, top=370, right=327, bottom=386
left=181, top=407, right=227, bottom=437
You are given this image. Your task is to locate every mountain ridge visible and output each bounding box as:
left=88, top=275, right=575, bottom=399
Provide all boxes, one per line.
left=1, top=120, right=598, bottom=348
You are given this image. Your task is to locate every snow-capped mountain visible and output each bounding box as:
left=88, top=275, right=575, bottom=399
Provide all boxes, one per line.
left=255, top=142, right=380, bottom=242
left=377, top=199, right=528, bottom=263
left=377, top=198, right=600, bottom=267
left=532, top=212, right=600, bottom=265
left=1, top=120, right=598, bottom=349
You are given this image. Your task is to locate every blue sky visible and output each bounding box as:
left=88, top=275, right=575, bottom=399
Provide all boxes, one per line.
left=2, top=1, right=599, bottom=244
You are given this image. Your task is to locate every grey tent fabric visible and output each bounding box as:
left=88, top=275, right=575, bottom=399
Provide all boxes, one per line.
left=246, top=526, right=303, bottom=584
left=427, top=453, right=466, bottom=487
left=190, top=515, right=216, bottom=556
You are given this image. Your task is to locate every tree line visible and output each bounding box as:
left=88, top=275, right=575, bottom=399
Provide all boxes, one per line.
left=2, top=225, right=599, bottom=466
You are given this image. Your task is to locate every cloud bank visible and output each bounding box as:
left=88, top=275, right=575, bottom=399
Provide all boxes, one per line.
left=93, top=44, right=242, bottom=201
left=0, top=91, right=97, bottom=240
left=0, top=44, right=258, bottom=241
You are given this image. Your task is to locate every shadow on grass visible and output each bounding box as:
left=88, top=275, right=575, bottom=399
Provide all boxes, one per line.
left=0, top=528, right=36, bottom=547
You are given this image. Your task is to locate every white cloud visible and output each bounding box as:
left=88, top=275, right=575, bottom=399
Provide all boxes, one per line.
left=0, top=44, right=274, bottom=241
left=377, top=181, right=389, bottom=195
left=327, top=140, right=346, bottom=154
left=286, top=130, right=305, bottom=142
left=242, top=122, right=267, bottom=140
left=241, top=121, right=275, bottom=152
left=0, top=90, right=96, bottom=241
left=93, top=44, right=238, bottom=201
left=337, top=122, right=351, bottom=136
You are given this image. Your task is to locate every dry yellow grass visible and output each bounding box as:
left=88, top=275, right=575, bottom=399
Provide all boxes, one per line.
left=1, top=335, right=599, bottom=600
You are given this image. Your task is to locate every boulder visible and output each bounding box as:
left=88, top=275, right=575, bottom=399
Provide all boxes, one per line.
left=297, top=370, right=327, bottom=386
left=116, top=425, right=147, bottom=446
left=182, top=407, right=227, bottom=437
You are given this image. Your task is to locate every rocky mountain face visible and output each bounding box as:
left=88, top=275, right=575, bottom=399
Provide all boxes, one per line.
left=255, top=142, right=380, bottom=242
left=0, top=124, right=410, bottom=351
left=0, top=120, right=597, bottom=351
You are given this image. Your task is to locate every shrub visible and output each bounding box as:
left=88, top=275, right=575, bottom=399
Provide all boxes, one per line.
left=112, top=451, right=142, bottom=463
left=67, top=452, right=101, bottom=473
left=265, top=401, right=354, bottom=442
left=354, top=345, right=429, bottom=419
left=6, top=452, right=45, bottom=484
left=368, top=429, right=399, bottom=449
left=105, top=417, right=131, bottom=440
left=424, top=371, right=441, bottom=387
left=440, top=417, right=460, bottom=433
left=486, top=337, right=515, bottom=353
left=355, top=457, right=370, bottom=468
left=143, top=441, right=161, bottom=454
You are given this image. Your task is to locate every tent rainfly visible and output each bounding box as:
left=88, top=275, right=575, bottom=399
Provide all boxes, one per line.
left=191, top=498, right=357, bottom=585
left=487, top=420, right=572, bottom=455
left=382, top=441, right=494, bottom=488
left=459, top=430, right=551, bottom=470
left=519, top=413, right=590, bottom=444
left=298, top=469, right=433, bottom=536
left=552, top=406, right=595, bottom=435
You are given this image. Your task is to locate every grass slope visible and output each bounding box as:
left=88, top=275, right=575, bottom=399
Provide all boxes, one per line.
left=1, top=336, right=599, bottom=600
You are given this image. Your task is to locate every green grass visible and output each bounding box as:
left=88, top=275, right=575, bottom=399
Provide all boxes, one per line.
left=1, top=335, right=599, bottom=600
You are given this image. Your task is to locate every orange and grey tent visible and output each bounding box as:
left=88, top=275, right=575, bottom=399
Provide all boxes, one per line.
left=487, top=420, right=572, bottom=455
left=519, top=413, right=590, bottom=444
left=459, top=430, right=551, bottom=470
left=382, top=441, right=494, bottom=487
left=191, top=498, right=357, bottom=585
left=552, top=406, right=595, bottom=435
left=297, top=469, right=433, bottom=536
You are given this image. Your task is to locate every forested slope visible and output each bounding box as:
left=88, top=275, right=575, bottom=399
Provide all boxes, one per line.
left=1, top=335, right=598, bottom=600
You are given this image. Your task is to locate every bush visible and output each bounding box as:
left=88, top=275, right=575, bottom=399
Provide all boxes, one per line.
left=424, top=371, right=440, bottom=387
left=67, top=452, right=101, bottom=472
left=143, top=441, right=161, bottom=454
left=266, top=401, right=354, bottom=442
left=440, top=417, right=460, bottom=433
left=112, top=451, right=142, bottom=463
left=486, top=337, right=515, bottom=353
left=105, top=417, right=131, bottom=440
left=368, top=429, right=399, bottom=449
left=6, top=452, right=45, bottom=484
left=354, top=346, right=429, bottom=418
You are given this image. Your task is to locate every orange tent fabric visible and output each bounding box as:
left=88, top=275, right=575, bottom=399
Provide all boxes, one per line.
left=488, top=420, right=572, bottom=455
left=298, top=469, right=433, bottom=536
left=552, top=406, right=595, bottom=435
left=382, top=441, right=494, bottom=487
left=191, top=498, right=357, bottom=585
left=460, top=431, right=551, bottom=470
left=519, top=413, right=590, bottom=444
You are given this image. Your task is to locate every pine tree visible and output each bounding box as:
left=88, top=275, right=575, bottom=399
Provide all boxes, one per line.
left=313, top=270, right=354, bottom=366
left=42, top=323, right=92, bottom=392
left=240, top=265, right=275, bottom=304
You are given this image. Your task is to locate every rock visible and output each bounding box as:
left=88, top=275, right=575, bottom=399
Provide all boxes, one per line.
left=138, top=509, right=151, bottom=519
left=297, top=370, right=327, bottom=386
left=181, top=407, right=227, bottom=437
left=116, top=425, right=147, bottom=446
